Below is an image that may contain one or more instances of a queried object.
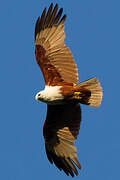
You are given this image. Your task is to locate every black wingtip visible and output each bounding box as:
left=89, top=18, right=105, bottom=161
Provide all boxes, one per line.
left=35, top=3, right=66, bottom=41
left=34, top=17, right=40, bottom=40
left=58, top=14, right=67, bottom=25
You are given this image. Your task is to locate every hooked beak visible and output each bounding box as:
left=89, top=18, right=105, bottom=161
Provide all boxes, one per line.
left=35, top=93, right=39, bottom=101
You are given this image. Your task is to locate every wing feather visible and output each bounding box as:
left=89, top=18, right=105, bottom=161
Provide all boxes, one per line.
left=35, top=3, right=78, bottom=85
left=48, top=4, right=58, bottom=27
left=43, top=103, right=81, bottom=177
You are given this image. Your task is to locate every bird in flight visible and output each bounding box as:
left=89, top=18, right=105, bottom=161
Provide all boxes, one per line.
left=34, top=3, right=102, bottom=177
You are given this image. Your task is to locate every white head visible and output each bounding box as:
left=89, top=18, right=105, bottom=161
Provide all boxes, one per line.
left=35, top=86, right=63, bottom=103
left=35, top=91, right=45, bottom=101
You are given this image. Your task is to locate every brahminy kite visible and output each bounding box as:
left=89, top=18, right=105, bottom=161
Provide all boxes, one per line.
left=34, top=3, right=103, bottom=177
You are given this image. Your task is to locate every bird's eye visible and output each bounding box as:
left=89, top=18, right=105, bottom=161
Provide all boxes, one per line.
left=38, top=94, right=40, bottom=96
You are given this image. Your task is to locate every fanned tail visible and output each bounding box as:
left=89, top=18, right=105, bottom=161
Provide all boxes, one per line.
left=77, top=78, right=103, bottom=107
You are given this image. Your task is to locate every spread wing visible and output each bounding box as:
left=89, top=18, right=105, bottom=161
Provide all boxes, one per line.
left=43, top=103, right=81, bottom=177
left=35, top=3, right=78, bottom=85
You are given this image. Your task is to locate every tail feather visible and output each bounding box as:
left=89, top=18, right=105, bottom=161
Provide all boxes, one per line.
left=78, top=78, right=103, bottom=107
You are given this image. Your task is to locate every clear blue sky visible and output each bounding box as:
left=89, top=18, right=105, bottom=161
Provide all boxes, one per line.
left=0, top=0, right=120, bottom=179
